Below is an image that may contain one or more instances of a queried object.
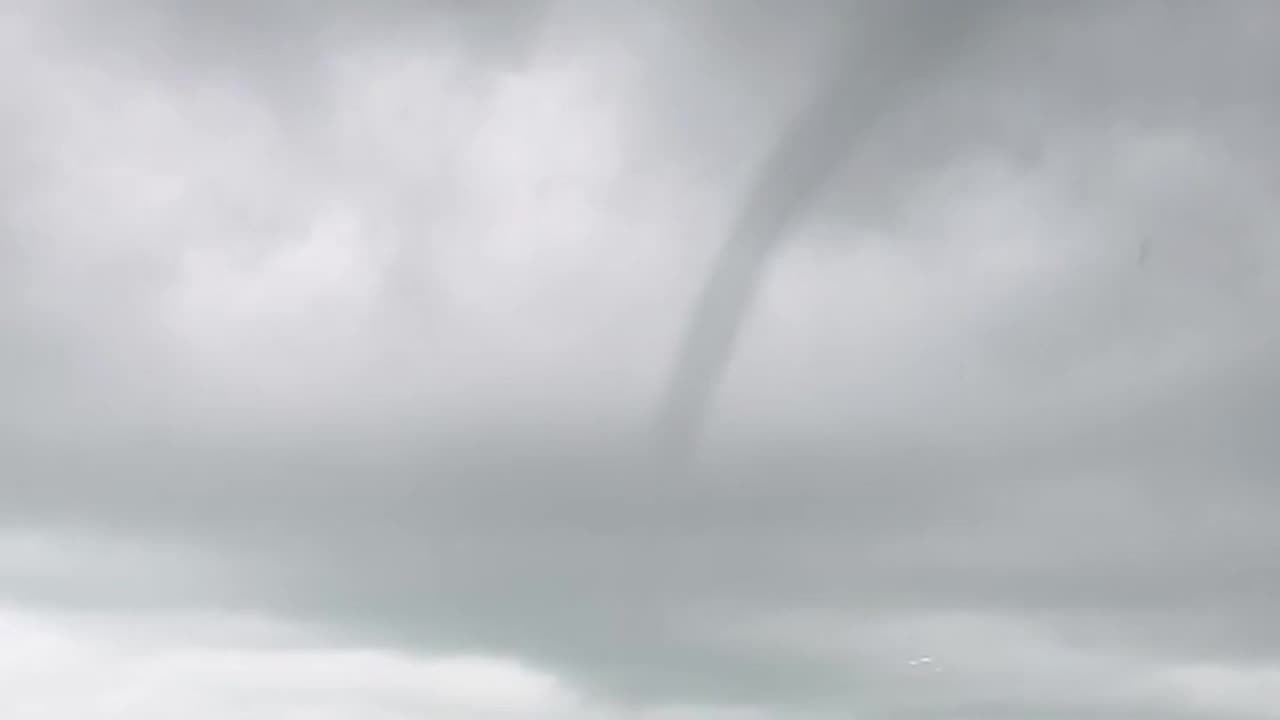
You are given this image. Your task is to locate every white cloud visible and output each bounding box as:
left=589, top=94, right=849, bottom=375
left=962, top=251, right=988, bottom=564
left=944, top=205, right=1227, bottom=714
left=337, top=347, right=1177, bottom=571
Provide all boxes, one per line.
left=714, top=608, right=1280, bottom=718
left=0, top=600, right=796, bottom=720
left=0, top=526, right=770, bottom=720
left=1158, top=662, right=1280, bottom=719
left=0, top=603, right=582, bottom=720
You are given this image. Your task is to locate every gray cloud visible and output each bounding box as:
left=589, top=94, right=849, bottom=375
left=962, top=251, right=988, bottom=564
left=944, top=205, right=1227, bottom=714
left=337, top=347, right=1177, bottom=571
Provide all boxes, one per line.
left=3, top=1, right=1280, bottom=718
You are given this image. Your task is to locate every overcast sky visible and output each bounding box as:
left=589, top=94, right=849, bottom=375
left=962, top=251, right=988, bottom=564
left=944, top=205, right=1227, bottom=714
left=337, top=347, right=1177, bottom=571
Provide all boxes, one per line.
left=3, top=0, right=1280, bottom=718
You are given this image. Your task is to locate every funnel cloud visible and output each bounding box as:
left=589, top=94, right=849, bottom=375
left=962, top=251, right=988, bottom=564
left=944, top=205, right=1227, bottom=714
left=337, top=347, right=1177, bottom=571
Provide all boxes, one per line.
left=656, top=3, right=1000, bottom=463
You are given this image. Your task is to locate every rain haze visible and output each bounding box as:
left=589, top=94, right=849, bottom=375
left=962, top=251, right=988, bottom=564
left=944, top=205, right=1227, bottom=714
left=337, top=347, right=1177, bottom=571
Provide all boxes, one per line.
left=3, top=1, right=1280, bottom=718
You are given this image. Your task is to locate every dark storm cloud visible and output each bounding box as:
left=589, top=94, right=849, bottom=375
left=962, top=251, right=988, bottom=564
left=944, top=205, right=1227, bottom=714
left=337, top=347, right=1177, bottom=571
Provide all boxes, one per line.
left=3, top=1, right=1280, bottom=718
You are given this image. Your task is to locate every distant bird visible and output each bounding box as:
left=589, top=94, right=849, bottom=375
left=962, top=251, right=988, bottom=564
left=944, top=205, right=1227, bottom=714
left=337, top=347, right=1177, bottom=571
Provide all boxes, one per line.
left=906, top=656, right=941, bottom=674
